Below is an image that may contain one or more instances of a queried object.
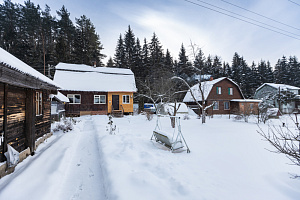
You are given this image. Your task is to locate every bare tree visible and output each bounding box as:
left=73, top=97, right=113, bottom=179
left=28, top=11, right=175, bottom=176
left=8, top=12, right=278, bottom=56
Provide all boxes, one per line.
left=171, top=41, right=214, bottom=124
left=258, top=121, right=300, bottom=173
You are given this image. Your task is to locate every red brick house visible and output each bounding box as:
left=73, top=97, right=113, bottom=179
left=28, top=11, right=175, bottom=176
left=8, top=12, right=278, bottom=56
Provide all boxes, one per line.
left=183, top=77, right=245, bottom=115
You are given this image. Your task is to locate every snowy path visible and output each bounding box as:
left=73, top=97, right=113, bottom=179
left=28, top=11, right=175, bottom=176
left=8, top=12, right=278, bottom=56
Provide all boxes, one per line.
left=0, top=116, right=107, bottom=200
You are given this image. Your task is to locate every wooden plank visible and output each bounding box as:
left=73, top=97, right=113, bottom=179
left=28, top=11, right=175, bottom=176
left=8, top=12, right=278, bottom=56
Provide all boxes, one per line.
left=2, top=84, right=8, bottom=161
left=25, top=89, right=35, bottom=155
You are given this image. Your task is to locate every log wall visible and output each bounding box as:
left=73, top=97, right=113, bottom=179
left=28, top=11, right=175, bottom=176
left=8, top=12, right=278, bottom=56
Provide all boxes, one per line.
left=35, top=90, right=51, bottom=139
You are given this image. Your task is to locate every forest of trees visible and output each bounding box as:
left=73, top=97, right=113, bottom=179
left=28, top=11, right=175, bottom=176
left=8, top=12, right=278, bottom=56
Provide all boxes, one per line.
left=0, top=0, right=105, bottom=75
left=1, top=0, right=300, bottom=101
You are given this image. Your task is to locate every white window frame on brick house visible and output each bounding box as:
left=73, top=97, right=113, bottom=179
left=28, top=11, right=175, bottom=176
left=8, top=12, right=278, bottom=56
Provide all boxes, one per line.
left=216, top=86, right=222, bottom=94
left=94, top=95, right=106, bottom=104
left=228, top=87, right=233, bottom=95
left=67, top=94, right=81, bottom=104
left=224, top=101, right=230, bottom=110
left=213, top=101, right=219, bottom=110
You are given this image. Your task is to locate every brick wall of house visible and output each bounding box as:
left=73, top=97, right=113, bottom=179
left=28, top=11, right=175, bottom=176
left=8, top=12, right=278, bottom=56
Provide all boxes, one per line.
left=206, top=79, right=244, bottom=115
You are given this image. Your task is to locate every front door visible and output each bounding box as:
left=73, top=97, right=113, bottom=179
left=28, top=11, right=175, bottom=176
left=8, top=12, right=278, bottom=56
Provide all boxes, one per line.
left=112, top=95, right=119, bottom=110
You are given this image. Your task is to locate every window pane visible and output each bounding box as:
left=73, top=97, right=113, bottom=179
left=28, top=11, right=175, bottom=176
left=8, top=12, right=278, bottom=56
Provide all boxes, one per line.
left=75, top=95, right=81, bottom=103
left=213, top=101, right=219, bottom=110
left=100, top=95, right=106, bottom=103
left=224, top=102, right=229, bottom=110
left=68, top=95, right=74, bottom=103
left=123, top=95, right=129, bottom=103
left=94, top=96, right=100, bottom=104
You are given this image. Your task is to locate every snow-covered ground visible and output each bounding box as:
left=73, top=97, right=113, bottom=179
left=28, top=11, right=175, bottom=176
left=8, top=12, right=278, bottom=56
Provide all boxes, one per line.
left=0, top=114, right=299, bottom=200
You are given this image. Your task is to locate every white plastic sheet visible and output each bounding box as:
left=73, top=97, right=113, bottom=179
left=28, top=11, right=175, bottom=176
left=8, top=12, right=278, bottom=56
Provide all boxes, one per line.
left=4, top=144, right=20, bottom=167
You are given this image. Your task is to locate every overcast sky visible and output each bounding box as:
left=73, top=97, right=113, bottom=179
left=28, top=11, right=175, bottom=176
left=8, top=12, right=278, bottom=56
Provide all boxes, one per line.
left=11, top=0, right=300, bottom=67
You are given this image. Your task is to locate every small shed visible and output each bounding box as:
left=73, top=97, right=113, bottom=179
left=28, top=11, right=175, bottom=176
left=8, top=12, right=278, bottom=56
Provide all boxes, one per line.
left=50, top=91, right=69, bottom=121
left=0, top=47, right=59, bottom=164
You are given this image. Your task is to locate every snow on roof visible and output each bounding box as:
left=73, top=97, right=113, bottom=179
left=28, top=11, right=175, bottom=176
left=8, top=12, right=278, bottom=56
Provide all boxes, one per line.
left=53, top=63, right=137, bottom=92
left=230, top=99, right=262, bottom=103
left=163, top=103, right=188, bottom=115
left=183, top=77, right=243, bottom=102
left=256, top=83, right=300, bottom=92
left=54, top=91, right=69, bottom=102
left=0, top=47, right=60, bottom=88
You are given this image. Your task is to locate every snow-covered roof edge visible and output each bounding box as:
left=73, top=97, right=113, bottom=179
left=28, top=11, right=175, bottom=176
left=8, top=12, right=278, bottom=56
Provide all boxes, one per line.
left=54, top=91, right=69, bottom=102
left=231, top=99, right=262, bottom=102
left=256, top=83, right=300, bottom=92
left=55, top=62, right=134, bottom=75
left=0, top=47, right=60, bottom=88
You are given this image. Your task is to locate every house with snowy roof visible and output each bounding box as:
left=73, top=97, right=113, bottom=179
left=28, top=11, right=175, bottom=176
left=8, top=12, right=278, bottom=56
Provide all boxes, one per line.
left=254, top=83, right=300, bottom=113
left=50, top=91, right=69, bottom=121
left=53, top=63, right=137, bottom=117
left=0, top=47, right=59, bottom=167
left=183, top=77, right=261, bottom=115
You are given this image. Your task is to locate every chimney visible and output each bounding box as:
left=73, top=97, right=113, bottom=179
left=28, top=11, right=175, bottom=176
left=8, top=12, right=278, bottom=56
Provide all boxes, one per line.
left=93, top=61, right=97, bottom=68
left=209, top=76, right=213, bottom=81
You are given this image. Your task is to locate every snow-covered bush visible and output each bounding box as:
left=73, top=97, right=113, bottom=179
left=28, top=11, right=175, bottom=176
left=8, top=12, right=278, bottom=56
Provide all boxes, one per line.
left=52, top=117, right=75, bottom=133
left=106, top=115, right=116, bottom=134
left=183, top=114, right=190, bottom=120
left=145, top=110, right=153, bottom=121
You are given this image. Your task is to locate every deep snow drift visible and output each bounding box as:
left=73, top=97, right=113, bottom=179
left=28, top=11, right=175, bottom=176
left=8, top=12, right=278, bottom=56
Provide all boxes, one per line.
left=0, top=114, right=299, bottom=200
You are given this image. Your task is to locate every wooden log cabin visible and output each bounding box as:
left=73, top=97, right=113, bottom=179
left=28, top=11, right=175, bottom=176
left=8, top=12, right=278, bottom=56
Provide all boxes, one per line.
left=0, top=48, right=59, bottom=163
left=53, top=63, right=137, bottom=117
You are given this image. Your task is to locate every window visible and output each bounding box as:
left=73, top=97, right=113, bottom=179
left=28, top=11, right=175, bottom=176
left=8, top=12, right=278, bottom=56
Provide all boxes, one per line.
left=213, top=101, right=219, bottom=110
left=36, top=91, right=42, bottom=116
left=224, top=101, right=230, bottom=110
left=228, top=87, right=233, bottom=95
left=94, top=95, right=106, bottom=104
left=250, top=103, right=254, bottom=110
left=216, top=87, right=221, bottom=94
left=67, top=94, right=81, bottom=104
left=123, top=95, right=130, bottom=104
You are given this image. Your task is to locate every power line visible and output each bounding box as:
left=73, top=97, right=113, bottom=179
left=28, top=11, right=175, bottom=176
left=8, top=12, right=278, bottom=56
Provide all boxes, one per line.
left=194, top=0, right=300, bottom=37
left=288, top=0, right=300, bottom=7
left=221, top=0, right=300, bottom=31
left=182, top=0, right=300, bottom=41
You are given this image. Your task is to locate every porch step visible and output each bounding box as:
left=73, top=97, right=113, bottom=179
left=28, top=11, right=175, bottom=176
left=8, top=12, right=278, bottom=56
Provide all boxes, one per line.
left=112, top=110, right=124, bottom=118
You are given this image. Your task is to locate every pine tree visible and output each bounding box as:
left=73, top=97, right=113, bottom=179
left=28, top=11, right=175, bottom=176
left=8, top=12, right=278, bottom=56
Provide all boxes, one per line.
left=0, top=0, right=20, bottom=54
left=106, top=57, right=115, bottom=67
left=73, top=15, right=105, bottom=66
left=212, top=56, right=222, bottom=78
left=223, top=62, right=231, bottom=77
left=177, top=43, right=191, bottom=80
left=141, top=38, right=150, bottom=79
left=205, top=55, right=213, bottom=75
left=132, top=38, right=142, bottom=78
left=41, top=4, right=57, bottom=75
left=265, top=61, right=274, bottom=83
left=288, top=56, right=299, bottom=86
left=56, top=5, right=75, bottom=63
left=124, top=25, right=135, bottom=69
left=149, top=32, right=164, bottom=82
left=231, top=52, right=242, bottom=84
left=193, top=48, right=205, bottom=73
left=114, top=34, right=125, bottom=68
